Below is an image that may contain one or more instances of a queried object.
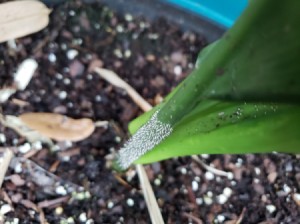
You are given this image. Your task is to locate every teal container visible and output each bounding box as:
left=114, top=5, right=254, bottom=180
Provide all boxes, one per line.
left=164, top=0, right=248, bottom=28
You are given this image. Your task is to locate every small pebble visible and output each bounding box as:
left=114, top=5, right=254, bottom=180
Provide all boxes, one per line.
left=174, top=65, right=182, bottom=76
left=182, top=188, right=188, bottom=194
left=223, top=187, right=232, bottom=197
left=139, top=22, right=146, bottom=29
left=116, top=25, right=124, bottom=33
left=69, top=10, right=75, bottom=16
left=87, top=74, right=93, bottom=80
left=64, top=78, right=71, bottom=85
left=12, top=138, right=19, bottom=145
left=235, top=158, right=243, bottom=167
left=86, top=219, right=94, bottom=224
left=154, top=178, right=161, bottom=186
left=115, top=136, right=121, bottom=143
left=14, top=162, right=23, bottom=173
left=254, top=178, right=260, bottom=183
left=48, top=53, right=57, bottom=62
left=148, top=33, right=159, bottom=39
left=61, top=43, right=67, bottom=50
left=56, top=73, right=63, bottom=80
left=285, top=162, right=293, bottom=172
left=217, top=194, right=228, bottom=204
left=94, top=23, right=100, bottom=29
left=67, top=49, right=78, bottom=60
left=67, top=217, right=75, bottom=224
left=56, top=186, right=67, bottom=195
left=63, top=67, right=70, bottom=73
left=231, top=180, right=237, bottom=186
left=266, top=204, right=276, bottom=213
left=18, top=143, right=31, bottom=153
left=67, top=102, right=73, bottom=108
left=95, top=95, right=102, bottom=102
left=107, top=201, right=114, bottom=209
left=114, top=49, right=123, bottom=58
left=126, top=198, right=134, bottom=207
left=84, top=191, right=91, bottom=199
left=217, top=214, right=225, bottom=223
left=192, top=180, right=199, bottom=191
left=194, top=176, right=200, bottom=182
left=55, top=207, right=63, bottom=215
left=180, top=167, right=187, bottom=175
left=203, top=195, right=213, bottom=205
left=73, top=38, right=83, bottom=45
left=58, top=91, right=67, bottom=100
left=132, top=33, right=139, bottom=39
left=146, top=54, right=155, bottom=61
left=255, top=167, right=261, bottom=175
left=124, top=49, right=131, bottom=58
left=32, top=141, right=42, bottom=150
left=283, top=184, right=291, bottom=193
left=0, top=204, right=12, bottom=215
left=124, top=13, right=133, bottom=22
left=201, top=154, right=209, bottom=159
left=227, top=172, right=234, bottom=180
left=79, top=212, right=87, bottom=222
left=196, top=198, right=203, bottom=205
left=205, top=171, right=214, bottom=180
left=207, top=191, right=213, bottom=197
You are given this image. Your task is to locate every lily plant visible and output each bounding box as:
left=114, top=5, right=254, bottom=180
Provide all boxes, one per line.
left=116, top=0, right=300, bottom=170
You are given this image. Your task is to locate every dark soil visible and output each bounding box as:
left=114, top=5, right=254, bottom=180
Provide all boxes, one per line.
left=0, top=1, right=299, bottom=223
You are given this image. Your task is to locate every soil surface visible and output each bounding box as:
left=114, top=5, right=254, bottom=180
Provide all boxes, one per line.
left=0, top=1, right=299, bottom=224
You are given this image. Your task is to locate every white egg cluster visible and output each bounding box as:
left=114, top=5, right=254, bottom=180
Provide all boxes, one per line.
left=117, top=111, right=172, bottom=169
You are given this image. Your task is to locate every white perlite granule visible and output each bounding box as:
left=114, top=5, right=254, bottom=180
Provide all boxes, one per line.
left=117, top=111, right=172, bottom=169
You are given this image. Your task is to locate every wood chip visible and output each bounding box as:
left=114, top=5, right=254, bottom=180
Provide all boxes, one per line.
left=292, top=193, right=300, bottom=207
left=94, top=67, right=152, bottom=112
left=14, top=59, right=38, bottom=91
left=267, top=172, right=277, bottom=183
left=6, top=174, right=25, bottom=186
left=37, top=196, right=70, bottom=209
left=11, top=98, right=30, bottom=107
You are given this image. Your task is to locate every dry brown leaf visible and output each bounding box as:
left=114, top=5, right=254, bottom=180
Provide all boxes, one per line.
left=19, top=112, right=95, bottom=142
left=0, top=0, right=51, bottom=43
left=0, top=114, right=53, bottom=146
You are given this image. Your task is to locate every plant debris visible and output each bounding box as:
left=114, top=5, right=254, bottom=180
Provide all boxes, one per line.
left=0, top=114, right=54, bottom=147
left=0, top=0, right=51, bottom=43
left=19, top=112, right=95, bottom=142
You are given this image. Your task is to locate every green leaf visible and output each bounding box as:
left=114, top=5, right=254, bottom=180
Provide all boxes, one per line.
left=131, top=101, right=300, bottom=164
left=117, top=0, right=300, bottom=169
